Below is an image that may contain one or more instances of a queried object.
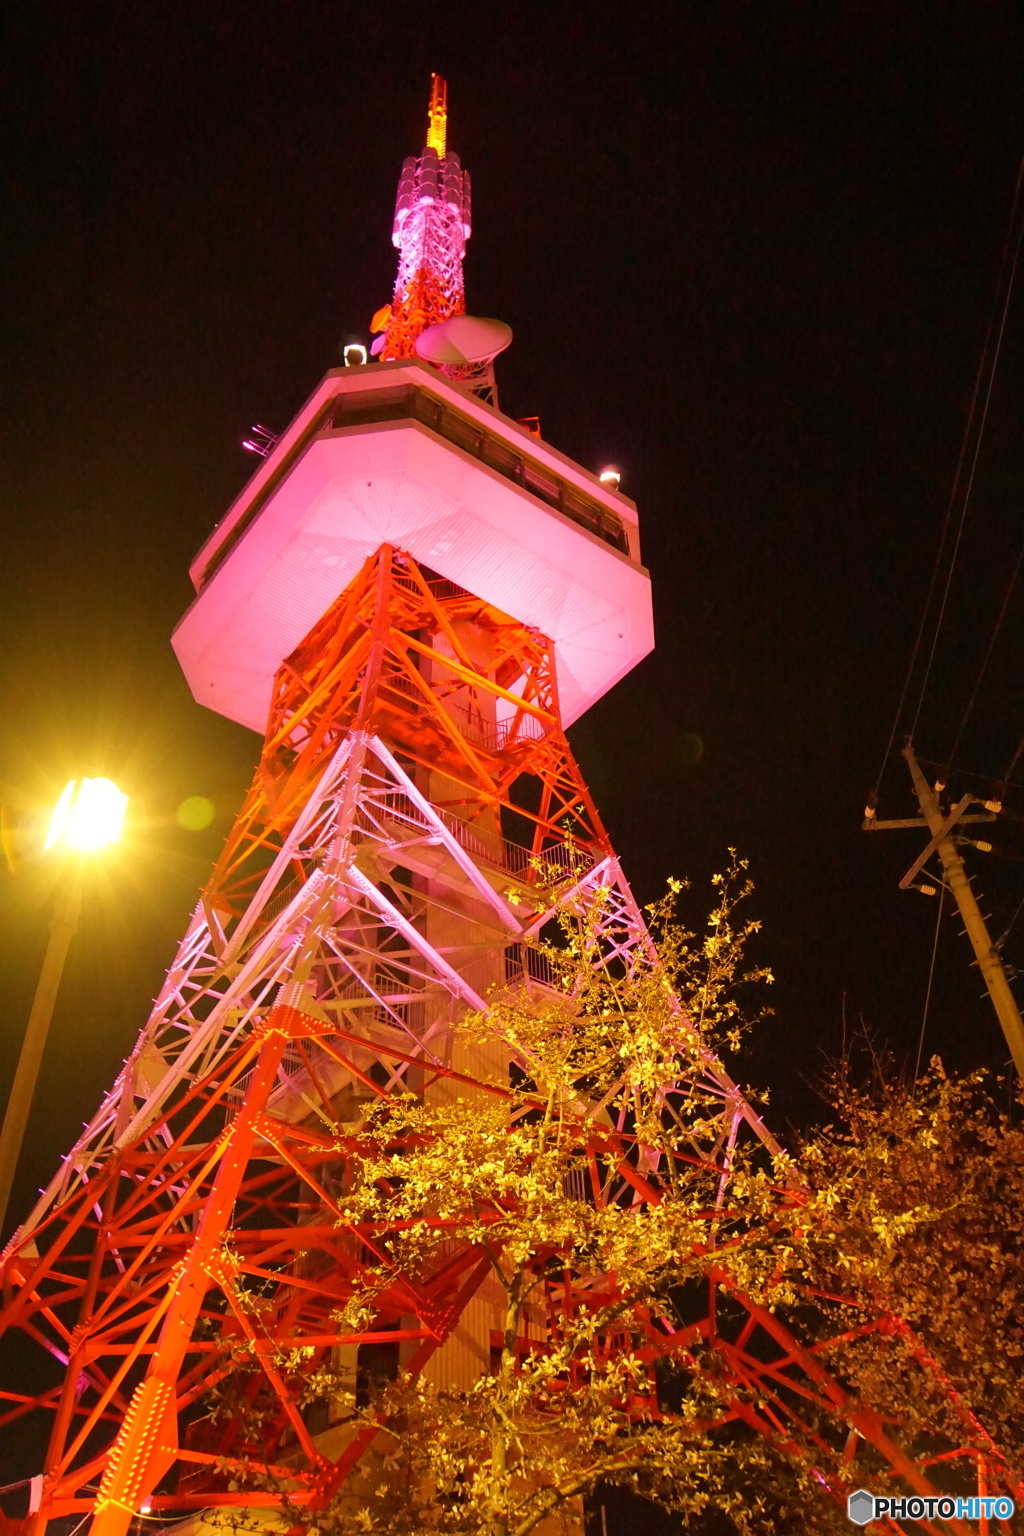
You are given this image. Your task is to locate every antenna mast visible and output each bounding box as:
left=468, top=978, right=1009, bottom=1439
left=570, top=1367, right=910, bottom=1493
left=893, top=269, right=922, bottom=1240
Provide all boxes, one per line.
left=426, top=70, right=447, bottom=156
left=371, top=74, right=471, bottom=360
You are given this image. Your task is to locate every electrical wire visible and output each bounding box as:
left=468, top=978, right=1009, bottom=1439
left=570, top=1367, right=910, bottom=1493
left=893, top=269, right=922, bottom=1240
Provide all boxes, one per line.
left=915, top=753, right=1024, bottom=791
left=874, top=470, right=969, bottom=796
left=995, top=889, right=1024, bottom=953
left=1001, top=733, right=1024, bottom=790
left=944, top=524, right=1024, bottom=773
left=914, top=882, right=946, bottom=1083
left=875, top=151, right=1024, bottom=793
left=910, top=154, right=1024, bottom=746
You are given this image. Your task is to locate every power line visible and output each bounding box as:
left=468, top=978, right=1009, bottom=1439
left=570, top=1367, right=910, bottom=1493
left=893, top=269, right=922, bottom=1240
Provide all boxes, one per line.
left=914, top=881, right=945, bottom=1084
left=875, top=151, right=1024, bottom=792
left=944, top=520, right=1024, bottom=773
left=910, top=151, right=1024, bottom=745
left=915, top=753, right=1024, bottom=792
left=1001, top=733, right=1024, bottom=789
left=995, top=889, right=1024, bottom=954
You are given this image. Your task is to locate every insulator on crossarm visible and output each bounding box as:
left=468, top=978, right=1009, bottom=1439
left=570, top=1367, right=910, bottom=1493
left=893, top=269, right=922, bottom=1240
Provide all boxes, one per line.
left=418, top=148, right=439, bottom=203
left=461, top=168, right=472, bottom=237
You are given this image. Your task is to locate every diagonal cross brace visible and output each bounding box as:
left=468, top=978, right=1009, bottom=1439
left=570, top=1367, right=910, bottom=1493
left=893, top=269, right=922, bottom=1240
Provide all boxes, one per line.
left=899, top=794, right=973, bottom=890
left=369, top=736, right=522, bottom=934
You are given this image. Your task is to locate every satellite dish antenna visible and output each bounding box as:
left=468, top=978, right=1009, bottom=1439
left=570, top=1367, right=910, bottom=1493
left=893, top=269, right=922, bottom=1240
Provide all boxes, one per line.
left=414, top=314, right=513, bottom=367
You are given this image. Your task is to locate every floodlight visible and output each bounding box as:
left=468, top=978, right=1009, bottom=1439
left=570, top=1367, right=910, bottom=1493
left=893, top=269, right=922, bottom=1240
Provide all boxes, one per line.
left=242, top=424, right=278, bottom=458
left=599, top=466, right=621, bottom=490
left=45, top=778, right=129, bottom=852
left=343, top=343, right=368, bottom=367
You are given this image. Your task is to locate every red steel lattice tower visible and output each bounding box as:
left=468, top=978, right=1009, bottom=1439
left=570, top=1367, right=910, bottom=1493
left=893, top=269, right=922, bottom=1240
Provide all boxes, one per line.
left=0, top=78, right=1018, bottom=1536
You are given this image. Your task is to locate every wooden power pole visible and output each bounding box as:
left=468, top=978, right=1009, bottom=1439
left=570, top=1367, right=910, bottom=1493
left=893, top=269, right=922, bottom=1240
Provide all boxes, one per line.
left=865, top=742, right=1024, bottom=1081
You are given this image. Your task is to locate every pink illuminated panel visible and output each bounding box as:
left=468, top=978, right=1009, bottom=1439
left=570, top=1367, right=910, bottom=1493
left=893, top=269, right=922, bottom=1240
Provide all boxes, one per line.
left=174, top=362, right=652, bottom=734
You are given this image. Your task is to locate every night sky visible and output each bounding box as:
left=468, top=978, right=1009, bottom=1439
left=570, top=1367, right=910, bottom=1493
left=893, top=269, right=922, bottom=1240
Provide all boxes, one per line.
left=3, top=0, right=1024, bottom=1355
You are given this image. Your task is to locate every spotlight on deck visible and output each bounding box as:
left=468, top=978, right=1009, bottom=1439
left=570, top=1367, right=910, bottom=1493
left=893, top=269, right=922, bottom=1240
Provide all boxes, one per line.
left=599, top=466, right=621, bottom=491
left=344, top=343, right=368, bottom=367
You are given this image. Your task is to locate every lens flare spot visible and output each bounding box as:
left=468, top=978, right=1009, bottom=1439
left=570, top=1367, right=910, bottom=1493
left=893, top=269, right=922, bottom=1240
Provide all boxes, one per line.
left=678, top=732, right=704, bottom=766
left=177, top=795, right=215, bottom=831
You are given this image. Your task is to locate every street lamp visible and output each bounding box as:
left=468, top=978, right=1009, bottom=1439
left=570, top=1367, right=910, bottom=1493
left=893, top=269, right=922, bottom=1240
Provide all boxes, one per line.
left=0, top=778, right=128, bottom=1235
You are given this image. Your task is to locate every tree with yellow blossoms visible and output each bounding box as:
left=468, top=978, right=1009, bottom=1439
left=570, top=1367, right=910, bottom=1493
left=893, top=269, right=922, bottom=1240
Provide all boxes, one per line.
left=217, top=860, right=802, bottom=1536
left=731, top=1055, right=1024, bottom=1505
left=214, top=860, right=1024, bottom=1535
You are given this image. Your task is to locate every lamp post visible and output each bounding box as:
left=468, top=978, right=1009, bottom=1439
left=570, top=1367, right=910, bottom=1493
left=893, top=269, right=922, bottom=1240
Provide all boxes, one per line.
left=0, top=778, right=128, bottom=1236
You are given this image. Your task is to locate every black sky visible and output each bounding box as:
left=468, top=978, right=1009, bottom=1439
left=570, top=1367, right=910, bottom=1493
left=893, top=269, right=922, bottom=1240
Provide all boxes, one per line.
left=3, top=0, right=1024, bottom=1284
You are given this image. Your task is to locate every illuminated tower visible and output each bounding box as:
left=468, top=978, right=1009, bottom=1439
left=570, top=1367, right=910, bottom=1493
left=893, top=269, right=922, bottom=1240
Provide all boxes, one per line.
left=0, top=78, right=1015, bottom=1536
left=373, top=74, right=472, bottom=361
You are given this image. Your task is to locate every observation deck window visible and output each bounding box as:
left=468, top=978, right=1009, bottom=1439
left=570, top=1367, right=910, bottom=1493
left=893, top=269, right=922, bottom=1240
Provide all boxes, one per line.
left=199, top=381, right=631, bottom=588
left=328, top=386, right=630, bottom=555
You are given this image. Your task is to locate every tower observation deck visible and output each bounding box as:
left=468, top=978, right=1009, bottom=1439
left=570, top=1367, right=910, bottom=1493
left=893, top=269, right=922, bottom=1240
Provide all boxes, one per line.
left=0, top=77, right=1015, bottom=1536
left=173, top=358, right=652, bottom=737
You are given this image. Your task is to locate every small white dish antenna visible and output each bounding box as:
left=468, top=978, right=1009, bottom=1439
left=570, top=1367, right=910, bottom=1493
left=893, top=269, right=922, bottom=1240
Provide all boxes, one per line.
left=415, top=314, right=513, bottom=367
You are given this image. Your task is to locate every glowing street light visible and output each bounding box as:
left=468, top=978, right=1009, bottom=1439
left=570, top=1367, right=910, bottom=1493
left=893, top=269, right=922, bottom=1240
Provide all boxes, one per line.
left=0, top=778, right=128, bottom=1236
left=44, top=776, right=129, bottom=852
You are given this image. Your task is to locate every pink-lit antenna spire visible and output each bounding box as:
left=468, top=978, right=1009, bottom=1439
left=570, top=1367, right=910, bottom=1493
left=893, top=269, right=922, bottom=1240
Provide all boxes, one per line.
left=370, top=74, right=472, bottom=359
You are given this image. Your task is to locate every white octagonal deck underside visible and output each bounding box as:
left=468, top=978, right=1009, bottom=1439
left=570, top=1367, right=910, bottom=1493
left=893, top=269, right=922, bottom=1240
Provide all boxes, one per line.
left=172, top=420, right=653, bottom=734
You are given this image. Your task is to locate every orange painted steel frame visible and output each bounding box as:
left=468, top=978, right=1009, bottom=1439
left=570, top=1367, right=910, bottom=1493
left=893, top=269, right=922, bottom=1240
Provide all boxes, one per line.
left=0, top=548, right=1016, bottom=1536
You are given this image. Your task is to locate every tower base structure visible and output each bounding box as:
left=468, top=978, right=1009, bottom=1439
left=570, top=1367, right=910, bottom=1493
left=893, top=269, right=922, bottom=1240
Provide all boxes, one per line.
left=0, top=546, right=1015, bottom=1535
left=0, top=546, right=653, bottom=1533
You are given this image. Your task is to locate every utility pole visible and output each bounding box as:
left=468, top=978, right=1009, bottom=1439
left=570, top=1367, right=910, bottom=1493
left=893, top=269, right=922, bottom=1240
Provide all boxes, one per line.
left=865, top=742, right=1024, bottom=1082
